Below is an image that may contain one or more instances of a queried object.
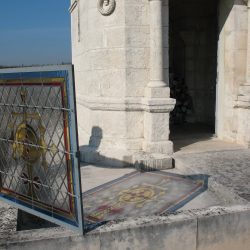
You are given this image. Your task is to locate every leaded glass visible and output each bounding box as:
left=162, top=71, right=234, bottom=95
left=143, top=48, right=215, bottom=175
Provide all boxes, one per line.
left=0, top=66, right=83, bottom=233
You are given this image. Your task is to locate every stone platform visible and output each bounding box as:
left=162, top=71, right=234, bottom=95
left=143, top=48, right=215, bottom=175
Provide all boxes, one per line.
left=0, top=138, right=249, bottom=249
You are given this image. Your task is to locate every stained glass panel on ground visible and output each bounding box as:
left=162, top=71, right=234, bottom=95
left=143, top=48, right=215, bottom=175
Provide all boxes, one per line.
left=83, top=171, right=208, bottom=223
left=0, top=66, right=83, bottom=233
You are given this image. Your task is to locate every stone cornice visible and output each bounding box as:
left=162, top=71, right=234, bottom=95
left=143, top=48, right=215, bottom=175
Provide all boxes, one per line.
left=142, top=98, right=176, bottom=112
left=76, top=95, right=175, bottom=113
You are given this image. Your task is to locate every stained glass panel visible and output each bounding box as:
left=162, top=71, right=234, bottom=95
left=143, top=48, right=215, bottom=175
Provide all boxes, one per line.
left=0, top=65, right=83, bottom=233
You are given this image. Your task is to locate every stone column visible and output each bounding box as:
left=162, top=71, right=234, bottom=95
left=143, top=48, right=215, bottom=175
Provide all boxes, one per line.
left=246, top=0, right=250, bottom=82
left=148, top=0, right=167, bottom=88
left=236, top=0, right=250, bottom=146
left=140, top=0, right=175, bottom=169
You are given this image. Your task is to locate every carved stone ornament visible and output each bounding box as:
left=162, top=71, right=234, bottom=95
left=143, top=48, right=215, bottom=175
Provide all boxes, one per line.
left=97, top=0, right=116, bottom=16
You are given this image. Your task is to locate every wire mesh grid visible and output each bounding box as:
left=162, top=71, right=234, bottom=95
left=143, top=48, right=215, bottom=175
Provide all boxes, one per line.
left=0, top=67, right=83, bottom=233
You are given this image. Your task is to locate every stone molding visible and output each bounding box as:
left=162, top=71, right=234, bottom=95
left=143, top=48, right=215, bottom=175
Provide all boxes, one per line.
left=1, top=205, right=250, bottom=250
left=77, top=95, right=176, bottom=113
left=142, top=98, right=176, bottom=113
left=97, top=0, right=116, bottom=16
left=148, top=0, right=167, bottom=88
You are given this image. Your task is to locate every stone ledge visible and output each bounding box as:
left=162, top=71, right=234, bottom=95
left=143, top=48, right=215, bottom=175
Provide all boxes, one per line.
left=142, top=98, right=176, bottom=113
left=77, top=95, right=142, bottom=111
left=1, top=205, right=250, bottom=250
left=77, top=94, right=176, bottom=112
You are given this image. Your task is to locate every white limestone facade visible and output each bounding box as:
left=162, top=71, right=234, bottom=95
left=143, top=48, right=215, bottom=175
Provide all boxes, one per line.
left=236, top=0, right=250, bottom=147
left=70, top=0, right=250, bottom=168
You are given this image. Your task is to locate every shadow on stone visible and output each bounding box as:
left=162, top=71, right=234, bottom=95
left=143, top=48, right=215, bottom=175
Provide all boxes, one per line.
left=80, top=126, right=174, bottom=170
left=16, top=209, right=58, bottom=231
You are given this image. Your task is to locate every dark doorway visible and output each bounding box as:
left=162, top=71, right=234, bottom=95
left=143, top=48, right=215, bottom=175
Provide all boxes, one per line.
left=169, top=0, right=218, bottom=149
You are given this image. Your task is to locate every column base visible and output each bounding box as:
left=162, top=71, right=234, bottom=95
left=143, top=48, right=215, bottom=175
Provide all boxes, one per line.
left=79, top=146, right=133, bottom=168
left=133, top=152, right=173, bottom=170
left=143, top=140, right=173, bottom=155
left=79, top=146, right=174, bottom=169
left=142, top=86, right=175, bottom=170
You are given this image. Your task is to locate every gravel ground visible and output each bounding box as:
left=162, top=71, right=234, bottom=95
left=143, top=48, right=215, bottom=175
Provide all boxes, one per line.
left=175, top=149, right=250, bottom=201
left=0, top=201, right=17, bottom=233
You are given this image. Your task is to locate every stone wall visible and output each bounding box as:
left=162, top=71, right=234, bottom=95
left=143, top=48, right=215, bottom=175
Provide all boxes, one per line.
left=71, top=0, right=175, bottom=168
left=124, top=0, right=150, bottom=97
left=217, top=0, right=248, bottom=142
left=236, top=0, right=250, bottom=147
left=71, top=0, right=145, bottom=166
left=1, top=205, right=250, bottom=250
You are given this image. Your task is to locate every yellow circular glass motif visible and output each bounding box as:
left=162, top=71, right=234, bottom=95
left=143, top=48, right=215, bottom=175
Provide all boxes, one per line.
left=13, top=123, right=41, bottom=163
left=118, top=186, right=156, bottom=204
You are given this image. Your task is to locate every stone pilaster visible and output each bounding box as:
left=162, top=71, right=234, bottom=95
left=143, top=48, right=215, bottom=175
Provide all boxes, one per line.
left=147, top=0, right=167, bottom=88
left=139, top=0, right=175, bottom=169
left=246, top=0, right=250, bottom=82
left=236, top=0, right=250, bottom=146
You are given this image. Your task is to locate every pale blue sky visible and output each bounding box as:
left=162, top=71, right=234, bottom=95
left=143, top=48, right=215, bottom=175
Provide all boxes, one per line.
left=0, top=0, right=71, bottom=66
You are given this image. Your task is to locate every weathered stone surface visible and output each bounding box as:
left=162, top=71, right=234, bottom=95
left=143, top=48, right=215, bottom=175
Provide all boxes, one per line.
left=71, top=0, right=175, bottom=167
left=197, top=209, right=250, bottom=250
left=70, top=0, right=250, bottom=168
left=1, top=206, right=250, bottom=250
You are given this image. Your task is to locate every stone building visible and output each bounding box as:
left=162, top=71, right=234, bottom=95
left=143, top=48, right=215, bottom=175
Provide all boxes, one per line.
left=69, top=0, right=250, bottom=168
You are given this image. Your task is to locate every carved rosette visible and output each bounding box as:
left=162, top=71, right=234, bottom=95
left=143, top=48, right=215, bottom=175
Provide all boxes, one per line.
left=97, top=0, right=116, bottom=16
